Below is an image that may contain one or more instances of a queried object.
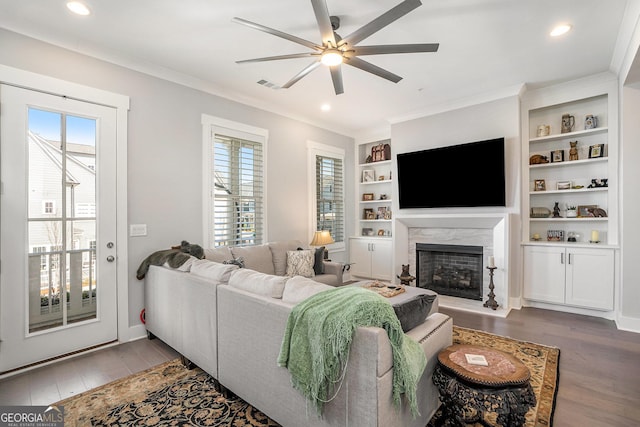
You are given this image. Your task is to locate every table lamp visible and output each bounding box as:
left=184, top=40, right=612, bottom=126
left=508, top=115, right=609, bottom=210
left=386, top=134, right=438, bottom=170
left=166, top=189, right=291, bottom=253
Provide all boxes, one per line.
left=310, top=230, right=334, bottom=259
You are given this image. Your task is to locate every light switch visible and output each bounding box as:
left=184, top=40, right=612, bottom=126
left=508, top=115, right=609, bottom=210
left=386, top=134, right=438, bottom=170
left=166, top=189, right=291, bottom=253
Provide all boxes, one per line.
left=129, top=224, right=147, bottom=237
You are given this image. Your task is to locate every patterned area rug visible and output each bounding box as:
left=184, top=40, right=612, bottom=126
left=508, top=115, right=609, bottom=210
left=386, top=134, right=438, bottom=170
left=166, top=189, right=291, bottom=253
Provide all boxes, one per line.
left=55, top=326, right=559, bottom=426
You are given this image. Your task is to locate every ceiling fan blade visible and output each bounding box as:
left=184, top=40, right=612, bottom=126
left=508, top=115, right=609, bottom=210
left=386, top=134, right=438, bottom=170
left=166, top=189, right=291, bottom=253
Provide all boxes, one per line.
left=330, top=65, right=344, bottom=95
left=342, top=0, right=422, bottom=47
left=345, top=57, right=403, bottom=83
left=233, top=17, right=321, bottom=51
left=310, top=0, right=337, bottom=47
left=282, top=60, right=322, bottom=88
left=351, top=43, right=439, bottom=56
left=236, top=52, right=319, bottom=64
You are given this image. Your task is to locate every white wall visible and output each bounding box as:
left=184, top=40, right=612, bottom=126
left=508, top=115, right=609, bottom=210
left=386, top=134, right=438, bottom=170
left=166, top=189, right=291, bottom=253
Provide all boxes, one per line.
left=390, top=96, right=522, bottom=301
left=0, top=28, right=355, bottom=330
left=620, top=86, right=640, bottom=327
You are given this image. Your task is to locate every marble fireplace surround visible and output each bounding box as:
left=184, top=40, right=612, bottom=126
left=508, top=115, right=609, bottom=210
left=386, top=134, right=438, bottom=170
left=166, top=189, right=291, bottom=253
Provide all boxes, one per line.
left=394, top=214, right=511, bottom=318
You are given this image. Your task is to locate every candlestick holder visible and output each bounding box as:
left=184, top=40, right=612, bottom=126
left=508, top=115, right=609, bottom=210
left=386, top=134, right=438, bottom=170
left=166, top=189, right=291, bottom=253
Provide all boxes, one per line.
left=483, top=266, right=499, bottom=310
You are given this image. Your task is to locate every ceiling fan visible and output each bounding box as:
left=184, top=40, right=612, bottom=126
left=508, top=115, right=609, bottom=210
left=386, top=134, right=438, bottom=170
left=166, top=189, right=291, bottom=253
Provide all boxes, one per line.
left=233, top=0, right=439, bottom=95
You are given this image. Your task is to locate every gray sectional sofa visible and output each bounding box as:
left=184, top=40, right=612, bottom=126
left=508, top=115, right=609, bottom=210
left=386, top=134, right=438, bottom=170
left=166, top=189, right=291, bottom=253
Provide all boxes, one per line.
left=143, top=240, right=453, bottom=427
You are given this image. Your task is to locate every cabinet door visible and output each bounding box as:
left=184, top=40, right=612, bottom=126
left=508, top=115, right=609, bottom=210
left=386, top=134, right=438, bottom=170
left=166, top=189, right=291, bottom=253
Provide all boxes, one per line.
left=349, top=239, right=373, bottom=278
left=523, top=246, right=565, bottom=304
left=565, top=248, right=614, bottom=310
left=370, top=240, right=393, bottom=280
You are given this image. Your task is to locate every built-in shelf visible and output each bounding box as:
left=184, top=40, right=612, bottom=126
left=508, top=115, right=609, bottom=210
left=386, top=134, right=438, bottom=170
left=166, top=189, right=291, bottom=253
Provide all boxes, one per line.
left=361, top=179, right=392, bottom=185
left=361, top=219, right=392, bottom=223
left=358, top=159, right=392, bottom=168
left=529, top=157, right=608, bottom=169
left=360, top=199, right=392, bottom=204
left=529, top=127, right=608, bottom=143
left=529, top=217, right=608, bottom=222
left=530, top=187, right=608, bottom=195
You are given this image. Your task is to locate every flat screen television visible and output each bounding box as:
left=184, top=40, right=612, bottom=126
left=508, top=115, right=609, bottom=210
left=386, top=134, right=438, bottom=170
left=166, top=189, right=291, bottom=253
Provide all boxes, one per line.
left=397, top=137, right=505, bottom=209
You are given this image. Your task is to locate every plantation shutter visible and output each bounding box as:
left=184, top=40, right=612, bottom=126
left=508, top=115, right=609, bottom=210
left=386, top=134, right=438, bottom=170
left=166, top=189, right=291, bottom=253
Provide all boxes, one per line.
left=212, top=134, right=264, bottom=247
left=315, top=154, right=344, bottom=243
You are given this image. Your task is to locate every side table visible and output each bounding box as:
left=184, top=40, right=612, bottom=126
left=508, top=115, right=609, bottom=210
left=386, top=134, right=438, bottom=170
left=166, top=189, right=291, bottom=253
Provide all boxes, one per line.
left=432, top=344, right=536, bottom=427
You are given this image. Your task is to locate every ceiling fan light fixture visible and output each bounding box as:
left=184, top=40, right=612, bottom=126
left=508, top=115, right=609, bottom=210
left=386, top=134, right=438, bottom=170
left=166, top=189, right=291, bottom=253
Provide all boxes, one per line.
left=321, top=50, right=343, bottom=66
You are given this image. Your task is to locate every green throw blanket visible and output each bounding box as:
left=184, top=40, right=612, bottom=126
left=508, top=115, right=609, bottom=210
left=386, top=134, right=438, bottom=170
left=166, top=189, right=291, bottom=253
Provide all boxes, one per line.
left=277, top=286, right=427, bottom=417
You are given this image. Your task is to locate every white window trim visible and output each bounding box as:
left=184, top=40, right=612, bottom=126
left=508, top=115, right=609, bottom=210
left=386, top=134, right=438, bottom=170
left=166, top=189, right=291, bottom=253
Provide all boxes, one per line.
left=201, top=115, right=268, bottom=248
left=307, top=140, right=345, bottom=253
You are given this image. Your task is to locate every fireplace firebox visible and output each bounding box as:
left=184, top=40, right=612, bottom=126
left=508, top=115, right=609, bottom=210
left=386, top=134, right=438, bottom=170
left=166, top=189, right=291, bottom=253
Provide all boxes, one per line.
left=416, top=243, right=483, bottom=300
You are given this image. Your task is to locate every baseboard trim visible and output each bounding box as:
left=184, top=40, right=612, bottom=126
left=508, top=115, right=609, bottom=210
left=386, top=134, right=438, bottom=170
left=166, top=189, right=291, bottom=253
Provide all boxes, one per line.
left=616, top=314, right=640, bottom=333
left=128, top=324, right=148, bottom=342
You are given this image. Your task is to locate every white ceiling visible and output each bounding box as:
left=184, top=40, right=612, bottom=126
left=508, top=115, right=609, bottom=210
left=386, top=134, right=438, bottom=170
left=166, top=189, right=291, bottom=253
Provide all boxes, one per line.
left=0, top=0, right=636, bottom=136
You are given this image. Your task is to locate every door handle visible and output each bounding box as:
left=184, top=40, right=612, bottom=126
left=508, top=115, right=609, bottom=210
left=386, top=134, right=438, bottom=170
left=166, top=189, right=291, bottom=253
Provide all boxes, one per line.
left=560, top=253, right=564, bottom=264
left=568, top=253, right=572, bottom=265
left=106, top=255, right=115, bottom=262
left=106, top=242, right=114, bottom=248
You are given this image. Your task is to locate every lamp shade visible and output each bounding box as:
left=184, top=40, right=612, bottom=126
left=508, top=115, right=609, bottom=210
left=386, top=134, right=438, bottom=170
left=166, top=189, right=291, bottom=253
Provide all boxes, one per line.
left=310, top=230, right=334, bottom=246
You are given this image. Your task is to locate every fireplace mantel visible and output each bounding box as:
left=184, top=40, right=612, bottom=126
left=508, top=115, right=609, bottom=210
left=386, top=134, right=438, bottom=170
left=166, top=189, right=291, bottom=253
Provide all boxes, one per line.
left=395, top=213, right=508, bottom=229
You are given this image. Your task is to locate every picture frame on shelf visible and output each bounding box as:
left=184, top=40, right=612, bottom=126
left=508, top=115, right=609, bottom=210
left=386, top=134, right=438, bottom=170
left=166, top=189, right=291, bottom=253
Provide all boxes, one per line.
left=547, top=230, right=564, bottom=242
left=362, top=169, right=375, bottom=183
left=376, top=206, right=387, bottom=219
left=363, top=208, right=375, bottom=220
left=588, top=144, right=605, bottom=158
left=577, top=205, right=598, bottom=218
left=556, top=181, right=571, bottom=190
left=362, top=193, right=374, bottom=201
left=362, top=227, right=374, bottom=236
left=534, top=179, right=546, bottom=191
left=551, top=149, right=565, bottom=163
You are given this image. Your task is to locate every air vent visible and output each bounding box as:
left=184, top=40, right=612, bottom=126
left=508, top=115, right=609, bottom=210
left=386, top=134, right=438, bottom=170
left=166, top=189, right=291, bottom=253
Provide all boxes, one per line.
left=257, top=79, right=281, bottom=90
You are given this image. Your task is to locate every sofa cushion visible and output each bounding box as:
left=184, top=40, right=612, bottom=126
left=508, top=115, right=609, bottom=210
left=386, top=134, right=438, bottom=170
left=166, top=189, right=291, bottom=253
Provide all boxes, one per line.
left=228, top=268, right=287, bottom=298
left=282, top=275, right=333, bottom=304
left=392, top=293, right=437, bottom=332
left=285, top=250, right=315, bottom=278
left=230, top=244, right=275, bottom=275
left=203, top=247, right=233, bottom=263
left=268, top=240, right=303, bottom=276
left=190, top=259, right=238, bottom=284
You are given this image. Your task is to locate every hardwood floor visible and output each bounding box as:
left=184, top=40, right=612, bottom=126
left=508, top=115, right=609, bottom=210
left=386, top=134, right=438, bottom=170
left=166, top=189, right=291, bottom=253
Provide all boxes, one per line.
left=0, top=336, right=180, bottom=406
left=440, top=306, right=640, bottom=427
left=1, top=307, right=638, bottom=427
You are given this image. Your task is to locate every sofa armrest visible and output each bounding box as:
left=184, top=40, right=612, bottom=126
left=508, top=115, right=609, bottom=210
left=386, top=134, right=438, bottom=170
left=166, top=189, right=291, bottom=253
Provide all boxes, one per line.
left=320, top=260, right=343, bottom=285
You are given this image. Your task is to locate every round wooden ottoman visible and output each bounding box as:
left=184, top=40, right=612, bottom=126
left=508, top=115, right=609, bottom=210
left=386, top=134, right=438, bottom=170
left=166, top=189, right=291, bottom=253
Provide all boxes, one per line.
left=432, top=344, right=536, bottom=427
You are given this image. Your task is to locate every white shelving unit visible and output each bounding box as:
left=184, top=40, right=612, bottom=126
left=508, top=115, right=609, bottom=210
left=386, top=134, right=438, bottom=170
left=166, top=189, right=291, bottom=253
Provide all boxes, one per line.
left=351, top=139, right=393, bottom=280
left=520, top=75, right=618, bottom=315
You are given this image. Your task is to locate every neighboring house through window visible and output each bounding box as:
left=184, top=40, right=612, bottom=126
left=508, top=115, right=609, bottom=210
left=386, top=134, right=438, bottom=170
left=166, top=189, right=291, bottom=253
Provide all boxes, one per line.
left=202, top=115, right=267, bottom=248
left=308, top=141, right=345, bottom=252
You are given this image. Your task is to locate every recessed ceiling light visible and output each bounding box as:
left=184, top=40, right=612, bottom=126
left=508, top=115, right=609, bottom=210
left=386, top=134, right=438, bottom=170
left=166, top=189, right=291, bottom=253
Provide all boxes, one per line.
left=321, top=104, right=331, bottom=112
left=550, top=24, right=572, bottom=37
left=66, top=1, right=91, bottom=16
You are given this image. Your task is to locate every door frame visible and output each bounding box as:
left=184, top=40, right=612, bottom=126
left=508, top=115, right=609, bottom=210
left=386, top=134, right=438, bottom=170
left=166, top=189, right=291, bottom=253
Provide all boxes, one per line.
left=0, top=64, right=131, bottom=345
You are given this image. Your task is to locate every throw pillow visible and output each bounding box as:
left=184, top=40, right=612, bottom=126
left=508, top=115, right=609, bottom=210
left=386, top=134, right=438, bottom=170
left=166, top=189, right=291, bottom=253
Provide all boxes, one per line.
left=286, top=250, right=315, bottom=278
left=392, top=293, right=437, bottom=332
left=313, top=247, right=325, bottom=275
left=296, top=246, right=325, bottom=276
left=203, top=246, right=233, bottom=263
left=282, top=275, right=333, bottom=304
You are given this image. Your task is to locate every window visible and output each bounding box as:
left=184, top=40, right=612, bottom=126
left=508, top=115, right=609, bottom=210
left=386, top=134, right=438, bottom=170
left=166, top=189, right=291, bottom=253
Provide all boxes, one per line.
left=202, top=116, right=267, bottom=248
left=42, top=200, right=56, bottom=215
left=308, top=142, right=345, bottom=246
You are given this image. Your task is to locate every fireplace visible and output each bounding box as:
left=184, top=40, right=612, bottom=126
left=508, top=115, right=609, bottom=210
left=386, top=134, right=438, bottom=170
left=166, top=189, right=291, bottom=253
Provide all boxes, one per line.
left=416, top=243, right=483, bottom=300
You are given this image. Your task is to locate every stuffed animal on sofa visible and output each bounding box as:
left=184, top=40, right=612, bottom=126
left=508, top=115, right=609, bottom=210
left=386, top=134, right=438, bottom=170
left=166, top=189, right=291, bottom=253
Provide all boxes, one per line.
left=136, top=240, right=204, bottom=280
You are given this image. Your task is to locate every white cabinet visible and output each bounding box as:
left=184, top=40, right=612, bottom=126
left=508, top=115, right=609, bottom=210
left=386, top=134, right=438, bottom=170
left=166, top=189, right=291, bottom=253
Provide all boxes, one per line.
left=523, top=245, right=614, bottom=311
left=349, top=238, right=392, bottom=280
